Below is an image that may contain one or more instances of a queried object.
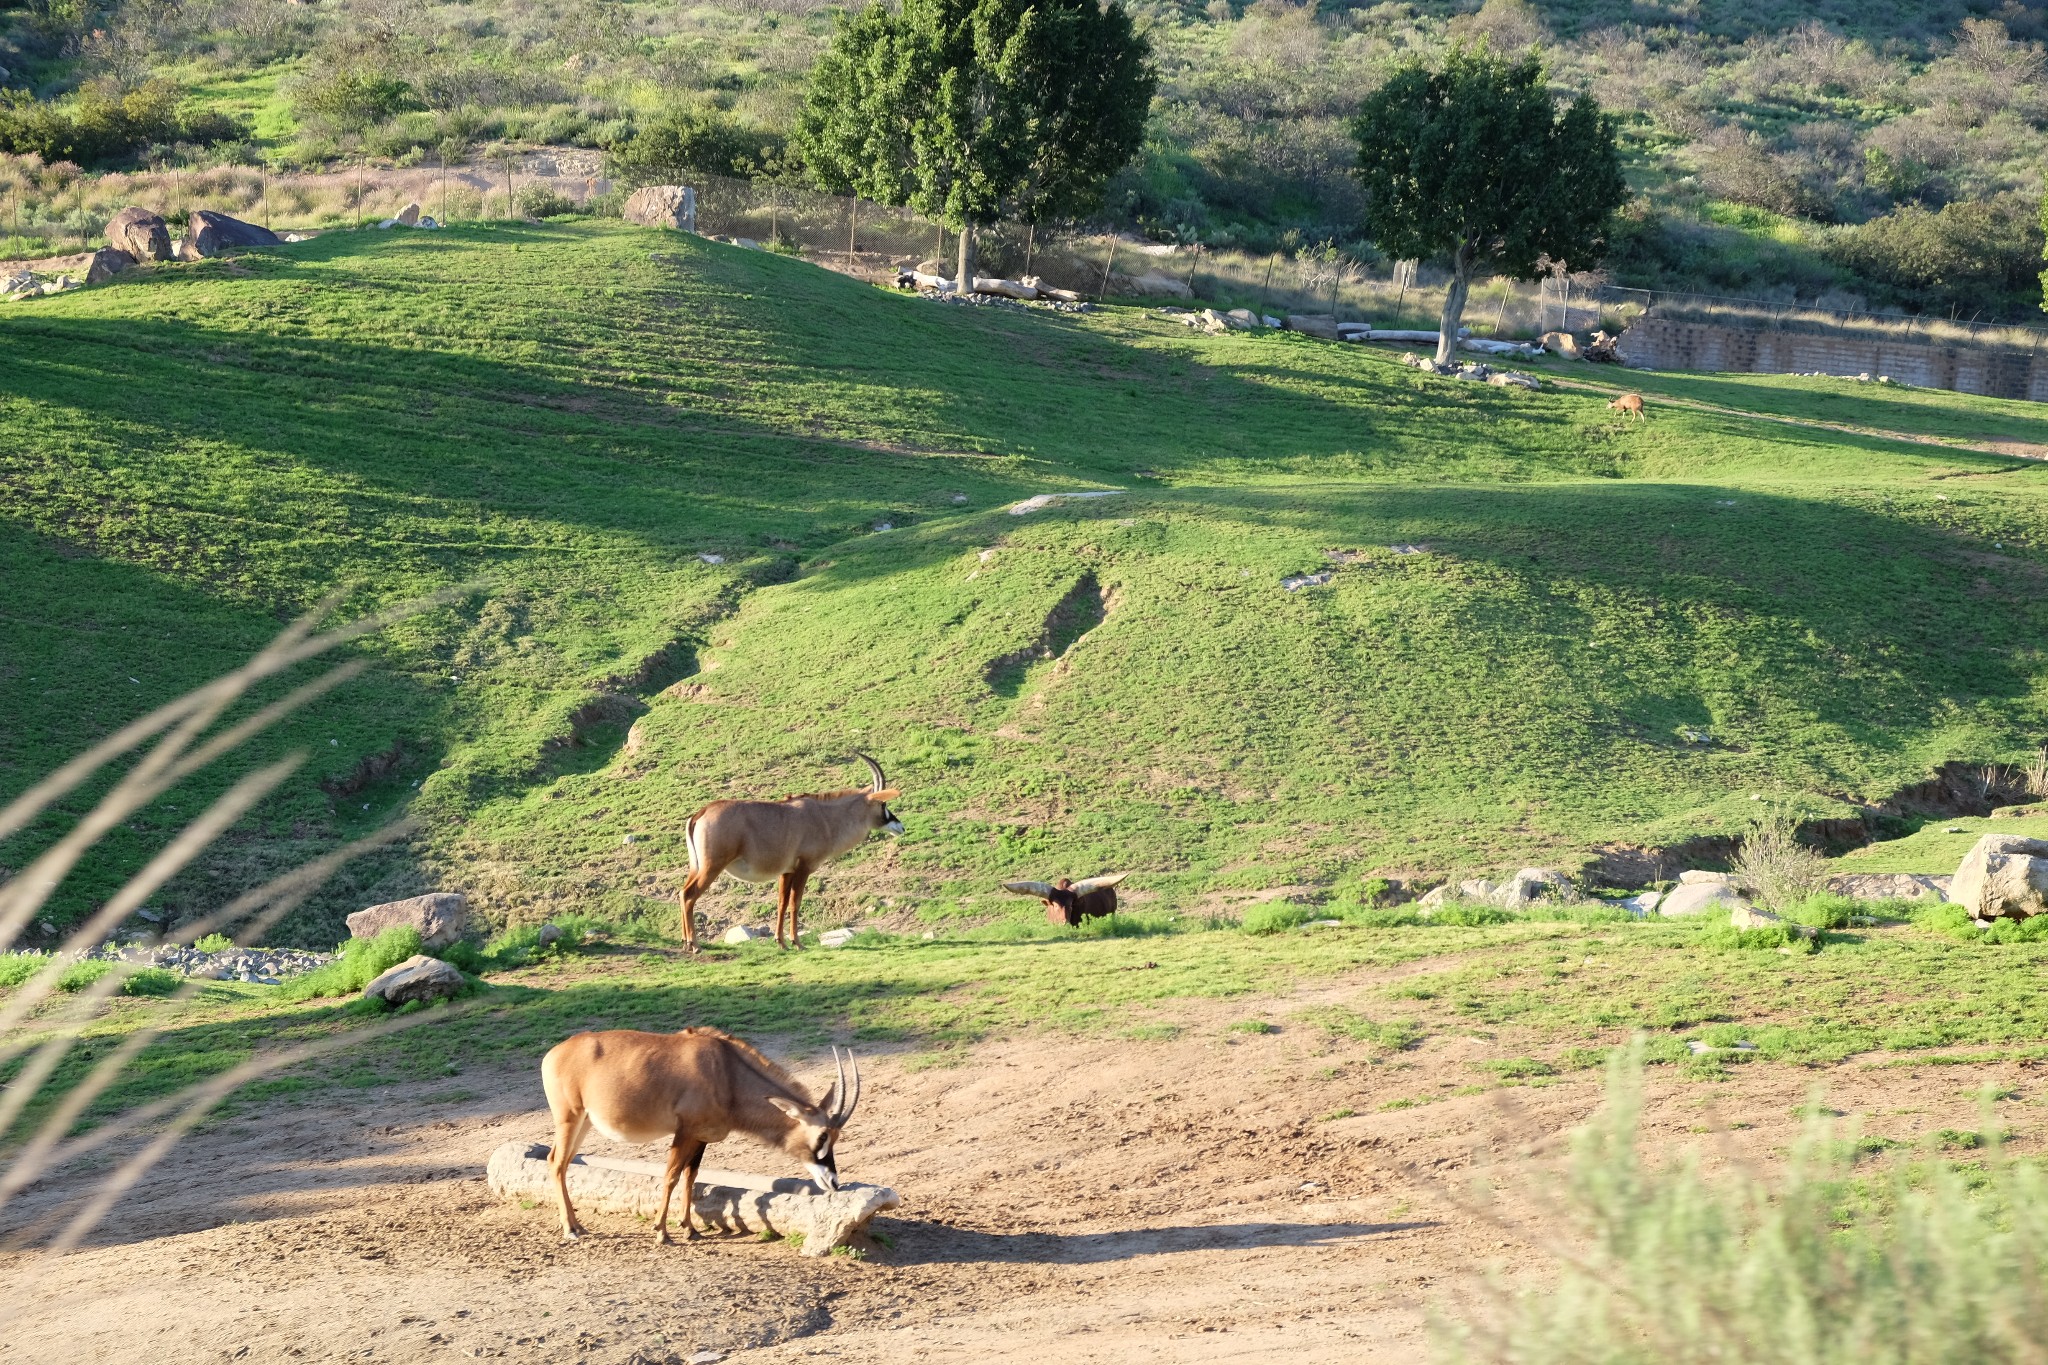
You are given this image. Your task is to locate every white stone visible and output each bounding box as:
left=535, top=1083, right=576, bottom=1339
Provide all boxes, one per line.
left=1949, top=833, right=2048, bottom=922
left=722, top=925, right=764, bottom=944
left=1678, top=869, right=1735, bottom=885
left=819, top=928, right=857, bottom=947
left=363, top=954, right=465, bottom=1005
left=1659, top=881, right=1751, bottom=917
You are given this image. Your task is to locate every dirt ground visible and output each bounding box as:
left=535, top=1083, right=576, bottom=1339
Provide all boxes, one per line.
left=1, top=968, right=2033, bottom=1365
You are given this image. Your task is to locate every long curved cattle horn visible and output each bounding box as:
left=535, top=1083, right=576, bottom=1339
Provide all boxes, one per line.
left=854, top=752, right=886, bottom=792
left=1070, top=873, right=1129, bottom=895
left=1002, top=879, right=1058, bottom=898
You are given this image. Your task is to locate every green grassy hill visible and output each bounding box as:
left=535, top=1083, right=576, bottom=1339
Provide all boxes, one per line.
left=5, top=221, right=2047, bottom=944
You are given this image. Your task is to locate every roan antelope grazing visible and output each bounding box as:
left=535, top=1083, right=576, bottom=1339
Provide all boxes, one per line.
left=679, top=753, right=903, bottom=951
left=1002, top=873, right=1129, bottom=927
left=541, top=1028, right=861, bottom=1244
left=1608, top=392, right=1646, bottom=420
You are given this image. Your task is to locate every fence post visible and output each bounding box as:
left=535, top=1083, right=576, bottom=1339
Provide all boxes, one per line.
left=503, top=154, right=514, bottom=219
left=1258, top=253, right=1276, bottom=318
left=440, top=153, right=448, bottom=226
left=847, top=195, right=858, bottom=272
left=1024, top=222, right=1035, bottom=277
left=1097, top=236, right=1118, bottom=301
left=1493, top=278, right=1511, bottom=337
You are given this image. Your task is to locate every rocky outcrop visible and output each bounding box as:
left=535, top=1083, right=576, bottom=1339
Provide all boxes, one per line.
left=1949, top=834, right=2048, bottom=923
left=1496, top=867, right=1577, bottom=908
left=107, top=206, right=173, bottom=262
left=346, top=892, right=469, bottom=948
left=178, top=210, right=282, bottom=260
left=363, top=954, right=466, bottom=1005
left=1823, top=872, right=1951, bottom=902
left=623, top=185, right=696, bottom=230
left=1658, top=879, right=1752, bottom=917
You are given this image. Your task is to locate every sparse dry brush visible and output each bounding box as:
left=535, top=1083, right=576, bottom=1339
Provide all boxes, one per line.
left=1440, top=1053, right=2048, bottom=1365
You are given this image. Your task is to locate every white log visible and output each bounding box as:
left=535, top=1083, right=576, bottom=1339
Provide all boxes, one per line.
left=972, top=276, right=1039, bottom=299
left=1460, top=337, right=1540, bottom=356
left=1365, top=329, right=1441, bottom=343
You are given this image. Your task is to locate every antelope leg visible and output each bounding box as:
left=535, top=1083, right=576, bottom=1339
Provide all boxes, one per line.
left=550, top=1111, right=589, bottom=1241
left=785, top=867, right=812, bottom=949
left=654, top=1136, right=705, bottom=1244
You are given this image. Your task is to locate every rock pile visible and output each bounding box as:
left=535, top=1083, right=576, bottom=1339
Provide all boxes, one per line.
left=85, top=942, right=332, bottom=984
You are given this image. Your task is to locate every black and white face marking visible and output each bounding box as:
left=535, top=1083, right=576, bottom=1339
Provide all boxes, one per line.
left=805, top=1127, right=840, bottom=1190
left=878, top=805, right=903, bottom=836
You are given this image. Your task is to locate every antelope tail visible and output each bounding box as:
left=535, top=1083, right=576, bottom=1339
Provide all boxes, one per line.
left=685, top=813, right=704, bottom=873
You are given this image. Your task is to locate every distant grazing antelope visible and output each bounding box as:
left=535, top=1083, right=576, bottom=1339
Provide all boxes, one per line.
left=541, top=1029, right=861, bottom=1244
left=1608, top=392, right=1646, bottom=420
left=680, top=754, right=903, bottom=951
left=1003, top=873, right=1129, bottom=927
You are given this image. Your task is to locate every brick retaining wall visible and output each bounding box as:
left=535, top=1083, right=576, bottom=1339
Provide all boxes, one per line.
left=1615, top=318, right=2047, bottom=402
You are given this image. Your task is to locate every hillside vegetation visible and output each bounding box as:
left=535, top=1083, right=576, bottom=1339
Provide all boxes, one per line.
left=3, top=0, right=2047, bottom=315
left=4, top=221, right=2048, bottom=945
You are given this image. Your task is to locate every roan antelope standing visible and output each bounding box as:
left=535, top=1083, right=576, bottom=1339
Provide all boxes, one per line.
left=679, top=754, right=903, bottom=951
left=1002, top=873, right=1129, bottom=927
left=540, top=1028, right=861, bottom=1244
left=1608, top=392, right=1646, bottom=420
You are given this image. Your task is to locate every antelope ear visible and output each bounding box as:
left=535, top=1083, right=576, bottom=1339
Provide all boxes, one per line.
left=866, top=789, right=901, bottom=801
left=766, top=1097, right=806, bottom=1121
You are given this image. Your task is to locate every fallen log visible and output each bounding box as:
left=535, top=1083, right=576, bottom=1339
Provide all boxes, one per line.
left=486, top=1140, right=900, bottom=1257
left=973, top=276, right=1039, bottom=300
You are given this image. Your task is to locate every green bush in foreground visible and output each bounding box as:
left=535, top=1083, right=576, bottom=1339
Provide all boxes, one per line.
left=1437, top=1051, right=2048, bottom=1364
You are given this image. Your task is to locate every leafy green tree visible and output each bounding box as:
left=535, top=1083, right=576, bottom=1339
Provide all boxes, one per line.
left=797, top=0, right=1154, bottom=293
left=1351, top=48, right=1626, bottom=365
left=606, top=107, right=780, bottom=187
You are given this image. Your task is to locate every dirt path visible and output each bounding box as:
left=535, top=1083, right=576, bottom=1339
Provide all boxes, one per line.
left=1, top=972, right=2031, bottom=1364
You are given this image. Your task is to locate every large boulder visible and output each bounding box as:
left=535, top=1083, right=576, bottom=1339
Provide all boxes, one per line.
left=1539, top=330, right=1581, bottom=359
left=363, top=954, right=466, bottom=1006
left=1658, top=880, right=1751, bottom=917
left=178, top=210, right=282, bottom=261
left=1284, top=313, right=1340, bottom=340
left=1824, top=872, right=1951, bottom=902
left=623, top=185, right=696, bottom=231
left=85, top=247, right=134, bottom=284
left=1497, top=867, right=1576, bottom=908
left=1949, top=834, right=2048, bottom=923
left=107, top=206, right=173, bottom=262
left=347, top=892, right=469, bottom=948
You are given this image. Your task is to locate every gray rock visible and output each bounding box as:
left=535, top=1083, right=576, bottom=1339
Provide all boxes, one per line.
left=819, top=927, right=856, bottom=948
left=1622, top=890, right=1661, bottom=916
left=623, top=185, right=696, bottom=231
left=1949, top=834, right=2048, bottom=923
left=1415, top=885, right=1450, bottom=912
left=1678, top=869, right=1736, bottom=885
left=178, top=210, right=282, bottom=260
left=346, top=892, right=469, bottom=949
left=1457, top=878, right=1500, bottom=902
left=723, top=924, right=764, bottom=945
left=107, top=206, right=173, bottom=262
left=536, top=923, right=565, bottom=948
left=1496, top=867, right=1575, bottom=908
left=363, top=954, right=465, bottom=1005
left=1823, top=872, right=1950, bottom=902
left=1728, top=904, right=1781, bottom=929
left=394, top=201, right=421, bottom=226
left=1283, top=313, right=1340, bottom=341
left=85, top=247, right=134, bottom=284
left=1659, top=881, right=1751, bottom=917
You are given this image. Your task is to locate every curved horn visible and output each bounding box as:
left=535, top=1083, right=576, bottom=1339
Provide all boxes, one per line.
left=854, top=752, right=886, bottom=793
left=841, top=1050, right=861, bottom=1126
left=829, top=1046, right=850, bottom=1125
left=1003, top=880, right=1057, bottom=898
left=1070, top=873, right=1129, bottom=895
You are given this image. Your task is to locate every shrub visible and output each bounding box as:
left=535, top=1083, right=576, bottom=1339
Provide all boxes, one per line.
left=281, top=925, right=424, bottom=1000
left=1240, top=901, right=1316, bottom=934
left=122, top=967, right=182, bottom=997
left=194, top=933, right=234, bottom=953
left=1731, top=807, right=1827, bottom=910
left=515, top=184, right=578, bottom=219
left=1782, top=891, right=1857, bottom=930
left=291, top=68, right=420, bottom=134
left=0, top=952, right=46, bottom=989
left=1823, top=193, right=2043, bottom=318
left=56, top=958, right=114, bottom=991
left=605, top=107, right=779, bottom=186
left=0, top=79, right=247, bottom=168
left=1435, top=1050, right=2048, bottom=1363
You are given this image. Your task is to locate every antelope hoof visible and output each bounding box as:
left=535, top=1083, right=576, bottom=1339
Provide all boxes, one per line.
left=561, top=1226, right=583, bottom=1243
left=655, top=1228, right=673, bottom=1246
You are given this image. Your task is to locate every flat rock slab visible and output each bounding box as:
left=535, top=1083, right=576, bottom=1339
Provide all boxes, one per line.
left=485, top=1141, right=899, bottom=1257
